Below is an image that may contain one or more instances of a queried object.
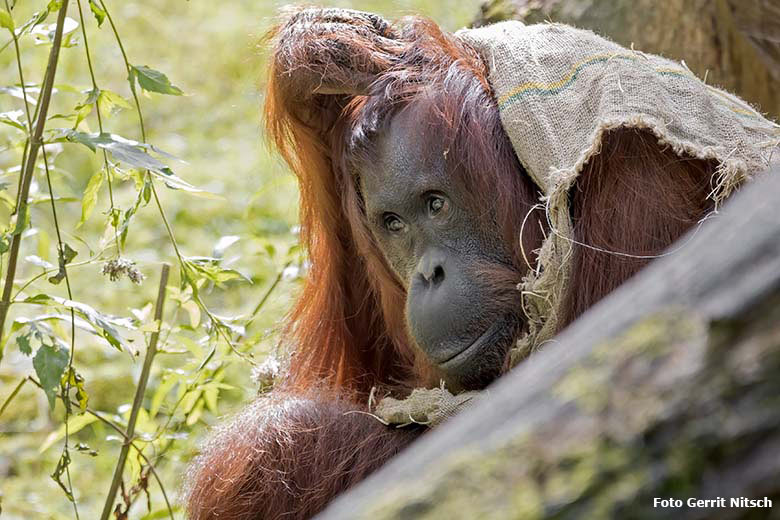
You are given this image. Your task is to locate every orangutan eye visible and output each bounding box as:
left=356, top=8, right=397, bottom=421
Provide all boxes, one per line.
left=383, top=213, right=406, bottom=233
left=427, top=194, right=447, bottom=215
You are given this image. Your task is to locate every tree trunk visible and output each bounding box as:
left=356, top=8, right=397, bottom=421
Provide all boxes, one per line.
left=318, top=164, right=780, bottom=518
left=473, top=0, right=780, bottom=120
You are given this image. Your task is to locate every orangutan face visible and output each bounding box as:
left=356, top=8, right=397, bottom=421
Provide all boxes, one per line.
left=357, top=106, right=524, bottom=390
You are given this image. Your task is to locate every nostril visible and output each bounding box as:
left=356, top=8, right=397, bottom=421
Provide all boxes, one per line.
left=431, top=265, right=445, bottom=286
left=415, top=254, right=447, bottom=288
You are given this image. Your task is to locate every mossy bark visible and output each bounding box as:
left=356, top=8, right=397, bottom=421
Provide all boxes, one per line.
left=319, top=166, right=780, bottom=518
left=335, top=305, right=780, bottom=519
left=472, top=0, right=780, bottom=120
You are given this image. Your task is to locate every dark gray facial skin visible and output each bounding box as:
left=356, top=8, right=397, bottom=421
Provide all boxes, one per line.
left=356, top=106, right=523, bottom=390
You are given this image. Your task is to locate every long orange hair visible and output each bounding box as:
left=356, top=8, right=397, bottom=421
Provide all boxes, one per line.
left=264, top=17, right=544, bottom=394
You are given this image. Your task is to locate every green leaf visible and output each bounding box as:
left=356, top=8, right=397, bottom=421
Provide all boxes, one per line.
left=16, top=9, right=50, bottom=38
left=23, top=293, right=53, bottom=305
left=73, top=103, right=92, bottom=128
left=11, top=205, right=30, bottom=235
left=150, top=374, right=177, bottom=419
left=78, top=169, right=103, bottom=228
left=143, top=179, right=151, bottom=203
left=78, top=87, right=100, bottom=107
left=184, top=257, right=252, bottom=286
left=131, top=65, right=183, bottom=96
left=118, top=206, right=136, bottom=249
left=186, top=399, right=204, bottom=426
left=24, top=294, right=130, bottom=351
left=16, top=333, right=32, bottom=355
left=14, top=313, right=128, bottom=345
left=118, top=179, right=150, bottom=248
left=48, top=243, right=78, bottom=285
left=31, top=16, right=79, bottom=47
left=62, top=243, right=77, bottom=264
left=57, top=130, right=175, bottom=174
left=0, top=110, right=27, bottom=132
left=63, top=368, right=88, bottom=412
left=33, top=343, right=69, bottom=409
left=0, top=8, right=14, bottom=32
left=109, top=206, right=120, bottom=228
left=88, top=0, right=106, bottom=26
left=55, top=130, right=219, bottom=198
left=40, top=413, right=97, bottom=453
left=0, top=232, right=9, bottom=253
left=97, top=89, right=131, bottom=116
left=72, top=88, right=98, bottom=128
left=204, top=385, right=219, bottom=414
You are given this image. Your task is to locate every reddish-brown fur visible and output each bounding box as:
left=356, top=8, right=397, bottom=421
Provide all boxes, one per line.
left=185, top=9, right=717, bottom=519
left=564, top=129, right=715, bottom=324
left=183, top=392, right=421, bottom=520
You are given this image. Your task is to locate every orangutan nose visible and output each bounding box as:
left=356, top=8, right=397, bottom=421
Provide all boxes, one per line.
left=407, top=251, right=473, bottom=366
left=416, top=252, right=446, bottom=288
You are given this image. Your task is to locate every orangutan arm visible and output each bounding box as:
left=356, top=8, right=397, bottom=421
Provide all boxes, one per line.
left=184, top=393, right=420, bottom=520
left=267, top=7, right=404, bottom=136
left=271, top=7, right=401, bottom=97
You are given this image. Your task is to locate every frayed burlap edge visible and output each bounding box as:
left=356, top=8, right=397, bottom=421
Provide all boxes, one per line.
left=509, top=115, right=776, bottom=364
left=374, top=385, right=483, bottom=427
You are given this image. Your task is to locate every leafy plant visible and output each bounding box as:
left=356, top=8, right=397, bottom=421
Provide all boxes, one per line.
left=0, top=0, right=477, bottom=517
left=0, top=1, right=301, bottom=517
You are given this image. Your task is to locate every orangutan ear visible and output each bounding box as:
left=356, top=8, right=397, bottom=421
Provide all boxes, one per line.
left=270, top=7, right=402, bottom=99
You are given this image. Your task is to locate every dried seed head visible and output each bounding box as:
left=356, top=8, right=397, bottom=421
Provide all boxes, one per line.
left=252, top=356, right=281, bottom=393
left=101, top=258, right=145, bottom=284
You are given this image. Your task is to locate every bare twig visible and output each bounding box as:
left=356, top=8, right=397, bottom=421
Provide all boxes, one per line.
left=0, top=0, right=71, bottom=351
left=100, top=263, right=170, bottom=520
left=28, top=376, right=175, bottom=519
left=243, top=260, right=292, bottom=334
left=0, top=377, right=26, bottom=420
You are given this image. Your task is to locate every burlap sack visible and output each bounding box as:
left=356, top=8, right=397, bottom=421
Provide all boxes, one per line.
left=375, top=21, right=780, bottom=426
left=375, top=387, right=481, bottom=427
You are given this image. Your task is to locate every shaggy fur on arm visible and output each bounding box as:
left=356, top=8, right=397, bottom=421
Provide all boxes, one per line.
left=184, top=393, right=421, bottom=520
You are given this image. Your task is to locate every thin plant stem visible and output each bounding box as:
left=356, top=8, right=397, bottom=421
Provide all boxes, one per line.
left=74, top=0, right=121, bottom=256
left=41, top=144, right=80, bottom=519
left=11, top=252, right=107, bottom=302
left=5, top=3, right=34, bottom=135
left=242, top=260, right=291, bottom=335
left=0, top=0, right=71, bottom=350
left=96, top=1, right=146, bottom=139
left=4, top=2, right=81, bottom=513
left=97, top=0, right=252, bottom=363
left=100, top=263, right=170, bottom=520
left=1, top=0, right=33, bottom=366
left=27, top=377, right=175, bottom=519
left=0, top=377, right=26, bottom=419
left=87, top=406, right=175, bottom=519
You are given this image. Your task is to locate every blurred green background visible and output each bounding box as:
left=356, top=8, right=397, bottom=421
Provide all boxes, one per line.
left=0, top=1, right=481, bottom=518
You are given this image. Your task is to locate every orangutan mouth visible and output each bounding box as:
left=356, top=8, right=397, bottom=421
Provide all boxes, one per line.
left=437, top=316, right=514, bottom=373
